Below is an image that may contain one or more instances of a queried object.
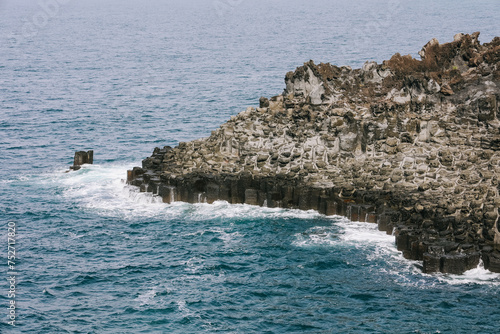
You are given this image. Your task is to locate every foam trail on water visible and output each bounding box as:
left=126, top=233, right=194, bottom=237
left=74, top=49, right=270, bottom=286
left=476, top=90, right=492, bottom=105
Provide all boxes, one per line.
left=39, top=164, right=171, bottom=219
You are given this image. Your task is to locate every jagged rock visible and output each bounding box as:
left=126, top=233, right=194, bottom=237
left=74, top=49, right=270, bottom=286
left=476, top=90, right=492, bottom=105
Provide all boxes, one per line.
left=128, top=33, right=500, bottom=275
left=440, top=83, right=454, bottom=95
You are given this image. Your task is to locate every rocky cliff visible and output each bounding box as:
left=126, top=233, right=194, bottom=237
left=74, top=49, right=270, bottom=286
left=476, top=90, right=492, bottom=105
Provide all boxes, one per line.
left=128, top=32, right=500, bottom=274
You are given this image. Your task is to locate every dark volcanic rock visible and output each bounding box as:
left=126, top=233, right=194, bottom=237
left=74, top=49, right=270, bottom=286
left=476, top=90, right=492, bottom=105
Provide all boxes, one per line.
left=128, top=33, right=500, bottom=274
left=70, top=150, right=93, bottom=171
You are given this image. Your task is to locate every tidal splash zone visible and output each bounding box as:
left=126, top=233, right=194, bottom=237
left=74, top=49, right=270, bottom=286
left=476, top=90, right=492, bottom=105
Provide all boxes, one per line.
left=128, top=168, right=489, bottom=275
left=128, top=33, right=500, bottom=275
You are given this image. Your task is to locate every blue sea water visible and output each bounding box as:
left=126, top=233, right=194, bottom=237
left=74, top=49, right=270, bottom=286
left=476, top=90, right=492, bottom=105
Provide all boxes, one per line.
left=1, top=0, right=500, bottom=332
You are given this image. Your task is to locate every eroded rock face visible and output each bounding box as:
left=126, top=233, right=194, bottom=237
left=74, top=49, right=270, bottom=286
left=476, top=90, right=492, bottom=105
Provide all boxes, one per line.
left=70, top=150, right=93, bottom=171
left=128, top=33, right=500, bottom=274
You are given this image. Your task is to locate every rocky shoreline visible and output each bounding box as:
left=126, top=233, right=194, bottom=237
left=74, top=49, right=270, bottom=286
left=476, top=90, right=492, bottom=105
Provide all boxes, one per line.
left=128, top=33, right=500, bottom=274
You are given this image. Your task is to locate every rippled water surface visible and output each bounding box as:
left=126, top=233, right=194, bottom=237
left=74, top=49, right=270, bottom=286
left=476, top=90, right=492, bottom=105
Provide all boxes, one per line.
left=1, top=0, right=500, bottom=333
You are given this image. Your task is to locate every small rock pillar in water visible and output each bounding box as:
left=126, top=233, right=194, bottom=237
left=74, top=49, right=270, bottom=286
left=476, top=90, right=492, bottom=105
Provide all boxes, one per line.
left=70, top=150, right=94, bottom=171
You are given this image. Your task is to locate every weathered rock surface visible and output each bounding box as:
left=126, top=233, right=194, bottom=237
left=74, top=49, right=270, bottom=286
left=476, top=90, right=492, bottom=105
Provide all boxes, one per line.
left=128, top=33, right=500, bottom=274
left=70, top=150, right=93, bottom=171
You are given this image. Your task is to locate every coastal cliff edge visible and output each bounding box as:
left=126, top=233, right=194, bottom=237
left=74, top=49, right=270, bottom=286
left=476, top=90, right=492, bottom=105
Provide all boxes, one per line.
left=128, top=33, right=500, bottom=274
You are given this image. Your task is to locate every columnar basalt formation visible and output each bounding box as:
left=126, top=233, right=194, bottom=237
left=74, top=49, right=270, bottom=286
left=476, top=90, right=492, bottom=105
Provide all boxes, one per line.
left=71, top=150, right=93, bottom=171
left=128, top=33, right=500, bottom=274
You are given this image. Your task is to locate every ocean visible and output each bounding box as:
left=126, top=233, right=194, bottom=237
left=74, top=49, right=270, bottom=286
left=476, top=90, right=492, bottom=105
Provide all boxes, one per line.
left=1, top=0, right=500, bottom=332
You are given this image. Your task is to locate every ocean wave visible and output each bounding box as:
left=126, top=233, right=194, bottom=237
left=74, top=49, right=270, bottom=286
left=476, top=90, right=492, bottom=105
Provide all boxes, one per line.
left=435, top=261, right=500, bottom=286
left=136, top=286, right=159, bottom=306
left=293, top=218, right=500, bottom=287
left=292, top=225, right=340, bottom=247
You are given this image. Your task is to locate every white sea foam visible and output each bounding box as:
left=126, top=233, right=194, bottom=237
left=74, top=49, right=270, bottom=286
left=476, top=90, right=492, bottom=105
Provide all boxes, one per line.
left=136, top=286, right=158, bottom=306
left=175, top=298, right=205, bottom=322
left=46, top=163, right=173, bottom=219
left=436, top=260, right=500, bottom=286
left=187, top=200, right=322, bottom=221
left=334, top=220, right=500, bottom=286
left=294, top=217, right=399, bottom=254
left=292, top=225, right=339, bottom=247
left=198, top=227, right=242, bottom=249
left=18, top=175, right=33, bottom=182
left=336, top=219, right=394, bottom=245
left=334, top=219, right=402, bottom=262
left=176, top=299, right=188, bottom=312
left=67, top=232, right=85, bottom=239
left=335, top=219, right=500, bottom=286
left=294, top=218, right=429, bottom=284
left=45, top=163, right=324, bottom=222
left=184, top=256, right=206, bottom=274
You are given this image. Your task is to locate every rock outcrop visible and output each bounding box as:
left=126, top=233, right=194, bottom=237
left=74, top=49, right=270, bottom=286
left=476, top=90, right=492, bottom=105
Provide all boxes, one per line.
left=128, top=33, right=500, bottom=274
left=70, top=150, right=93, bottom=171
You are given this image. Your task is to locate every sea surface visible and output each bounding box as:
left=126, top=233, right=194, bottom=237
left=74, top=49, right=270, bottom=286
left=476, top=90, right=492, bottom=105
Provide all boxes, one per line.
left=1, top=0, right=500, bottom=333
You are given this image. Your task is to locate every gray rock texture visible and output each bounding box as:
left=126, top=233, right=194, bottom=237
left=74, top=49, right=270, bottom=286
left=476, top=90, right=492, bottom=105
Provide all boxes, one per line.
left=128, top=33, right=500, bottom=274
